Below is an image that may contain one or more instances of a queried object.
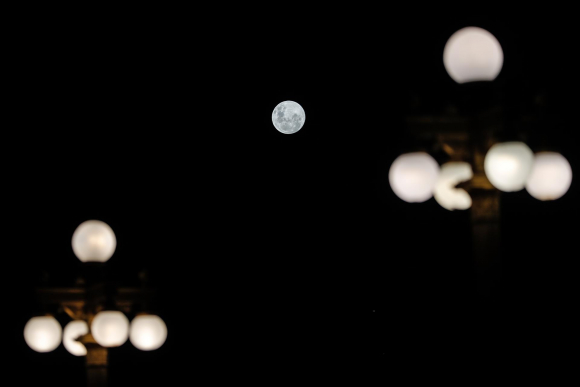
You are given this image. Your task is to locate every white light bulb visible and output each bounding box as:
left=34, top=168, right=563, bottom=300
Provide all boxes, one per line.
left=24, top=316, right=62, bottom=353
left=91, top=311, right=129, bottom=348
left=130, top=315, right=168, bottom=351
left=389, top=152, right=440, bottom=203
left=434, top=162, right=473, bottom=211
left=443, top=27, right=504, bottom=84
left=526, top=152, right=572, bottom=201
left=484, top=142, right=534, bottom=192
left=63, top=320, right=89, bottom=356
left=72, top=220, right=116, bottom=262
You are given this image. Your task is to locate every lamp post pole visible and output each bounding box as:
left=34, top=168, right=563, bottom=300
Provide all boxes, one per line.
left=469, top=114, right=501, bottom=299
left=83, top=333, right=108, bottom=387
left=406, top=103, right=503, bottom=299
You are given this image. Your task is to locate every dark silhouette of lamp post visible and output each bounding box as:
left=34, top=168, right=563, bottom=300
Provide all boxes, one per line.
left=393, top=26, right=572, bottom=300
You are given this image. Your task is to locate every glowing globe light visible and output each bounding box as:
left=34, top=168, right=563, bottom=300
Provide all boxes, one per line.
left=91, top=311, right=129, bottom=347
left=24, top=316, right=62, bottom=353
left=63, top=320, right=89, bottom=356
left=130, top=315, right=168, bottom=351
left=525, top=152, right=572, bottom=201
left=484, top=142, right=534, bottom=192
left=72, top=220, right=116, bottom=263
left=434, top=162, right=473, bottom=211
left=443, top=27, right=504, bottom=84
left=389, top=152, right=440, bottom=203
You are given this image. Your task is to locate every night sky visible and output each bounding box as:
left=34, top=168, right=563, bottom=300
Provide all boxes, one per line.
left=4, top=10, right=579, bottom=385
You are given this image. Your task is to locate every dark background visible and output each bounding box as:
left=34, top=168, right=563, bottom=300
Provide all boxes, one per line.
left=3, top=10, right=578, bottom=384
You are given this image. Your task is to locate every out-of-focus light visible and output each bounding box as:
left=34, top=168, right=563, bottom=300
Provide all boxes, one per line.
left=434, top=162, right=473, bottom=211
left=525, top=152, right=572, bottom=200
left=130, top=315, right=168, bottom=351
left=443, top=26, right=503, bottom=84
left=484, top=142, right=534, bottom=192
left=24, top=316, right=62, bottom=353
left=91, top=311, right=129, bottom=347
left=72, top=220, right=116, bottom=263
left=63, top=320, right=89, bottom=356
left=389, top=152, right=440, bottom=203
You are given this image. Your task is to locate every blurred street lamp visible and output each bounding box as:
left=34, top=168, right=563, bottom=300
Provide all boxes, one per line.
left=91, top=311, right=130, bottom=347
left=130, top=315, right=168, bottom=351
left=63, top=320, right=89, bottom=356
left=443, top=26, right=504, bottom=84
left=24, top=221, right=167, bottom=387
left=434, top=162, right=473, bottom=211
left=72, top=220, right=117, bottom=263
left=392, top=27, right=574, bottom=297
left=484, top=142, right=534, bottom=192
left=526, top=152, right=573, bottom=200
left=24, top=316, right=62, bottom=353
left=388, top=152, right=440, bottom=203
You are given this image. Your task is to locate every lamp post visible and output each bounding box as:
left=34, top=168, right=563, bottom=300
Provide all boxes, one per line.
left=393, top=26, right=572, bottom=299
left=24, top=220, right=167, bottom=387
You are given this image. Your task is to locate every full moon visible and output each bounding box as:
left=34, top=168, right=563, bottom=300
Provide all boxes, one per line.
left=272, top=101, right=306, bottom=134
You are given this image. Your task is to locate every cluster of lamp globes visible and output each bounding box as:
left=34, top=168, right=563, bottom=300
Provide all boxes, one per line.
left=24, top=221, right=168, bottom=355
left=388, top=27, right=573, bottom=207
left=272, top=26, right=506, bottom=135
left=389, top=145, right=572, bottom=209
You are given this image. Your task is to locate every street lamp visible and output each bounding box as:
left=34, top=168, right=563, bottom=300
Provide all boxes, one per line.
left=130, top=314, right=168, bottom=351
left=484, top=142, right=534, bottom=192
left=72, top=220, right=117, bottom=263
left=526, top=152, right=573, bottom=201
left=23, top=316, right=62, bottom=353
left=434, top=162, right=473, bottom=211
left=397, top=28, right=574, bottom=298
left=388, top=152, right=440, bottom=203
left=91, top=311, right=130, bottom=348
left=443, top=26, right=504, bottom=84
left=24, top=220, right=167, bottom=387
left=63, top=320, right=89, bottom=356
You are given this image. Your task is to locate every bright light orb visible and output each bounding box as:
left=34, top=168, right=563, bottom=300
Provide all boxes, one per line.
left=24, top=316, right=62, bottom=353
left=130, top=315, right=168, bottom=351
left=72, top=220, right=116, bottom=262
left=272, top=101, right=306, bottom=134
left=484, top=142, right=534, bottom=192
left=91, top=311, right=129, bottom=348
left=389, top=152, right=440, bottom=203
left=63, top=320, right=89, bottom=356
left=525, top=152, right=572, bottom=201
left=434, top=162, right=473, bottom=211
left=443, top=27, right=504, bottom=84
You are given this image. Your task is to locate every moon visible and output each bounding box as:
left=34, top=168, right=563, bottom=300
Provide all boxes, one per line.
left=272, top=101, right=305, bottom=134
